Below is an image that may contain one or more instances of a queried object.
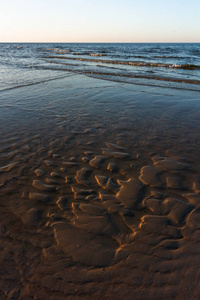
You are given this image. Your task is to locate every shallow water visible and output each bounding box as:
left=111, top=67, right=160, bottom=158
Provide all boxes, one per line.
left=0, top=73, right=200, bottom=299
left=1, top=43, right=200, bottom=92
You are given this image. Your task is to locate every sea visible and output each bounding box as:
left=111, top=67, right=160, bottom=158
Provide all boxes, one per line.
left=0, top=43, right=200, bottom=92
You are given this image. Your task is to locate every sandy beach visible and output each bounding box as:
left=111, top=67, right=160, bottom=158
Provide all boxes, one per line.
left=1, top=74, right=200, bottom=299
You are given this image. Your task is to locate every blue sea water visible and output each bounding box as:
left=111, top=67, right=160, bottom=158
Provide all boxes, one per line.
left=0, top=43, right=200, bottom=91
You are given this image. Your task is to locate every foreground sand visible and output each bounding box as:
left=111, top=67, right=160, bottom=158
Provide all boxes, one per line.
left=0, top=75, right=200, bottom=299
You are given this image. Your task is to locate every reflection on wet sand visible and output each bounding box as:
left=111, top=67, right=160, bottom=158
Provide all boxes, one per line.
left=0, top=76, right=200, bottom=299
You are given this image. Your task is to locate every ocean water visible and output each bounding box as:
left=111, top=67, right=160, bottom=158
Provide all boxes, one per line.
left=0, top=43, right=200, bottom=91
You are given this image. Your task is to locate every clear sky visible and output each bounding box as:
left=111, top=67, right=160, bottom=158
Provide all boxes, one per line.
left=0, top=0, right=200, bottom=42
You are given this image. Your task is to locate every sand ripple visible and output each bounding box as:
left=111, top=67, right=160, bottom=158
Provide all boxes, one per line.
left=1, top=121, right=200, bottom=299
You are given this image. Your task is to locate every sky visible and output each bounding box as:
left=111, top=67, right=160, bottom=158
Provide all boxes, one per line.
left=0, top=0, right=200, bottom=43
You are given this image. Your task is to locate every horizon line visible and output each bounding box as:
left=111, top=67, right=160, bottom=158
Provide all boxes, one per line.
left=1, top=41, right=200, bottom=44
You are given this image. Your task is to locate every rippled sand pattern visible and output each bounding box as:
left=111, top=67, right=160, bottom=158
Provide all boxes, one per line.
left=0, top=76, right=200, bottom=299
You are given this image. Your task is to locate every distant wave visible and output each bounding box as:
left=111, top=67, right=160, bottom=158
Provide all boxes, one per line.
left=43, top=55, right=200, bottom=70
left=84, top=71, right=200, bottom=84
left=89, top=53, right=107, bottom=57
left=71, top=52, right=107, bottom=57
left=178, top=64, right=200, bottom=70
left=86, top=73, right=200, bottom=92
left=27, top=65, right=200, bottom=85
left=192, top=50, right=200, bottom=56
left=45, top=48, right=71, bottom=52
left=10, top=46, right=23, bottom=49
left=154, top=55, right=190, bottom=59
left=44, top=50, right=107, bottom=57
left=44, top=48, right=72, bottom=54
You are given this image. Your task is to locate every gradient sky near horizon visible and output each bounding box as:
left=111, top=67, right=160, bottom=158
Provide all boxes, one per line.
left=0, top=0, right=200, bottom=43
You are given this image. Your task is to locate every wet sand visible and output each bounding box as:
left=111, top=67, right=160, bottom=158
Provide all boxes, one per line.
left=0, top=75, right=200, bottom=299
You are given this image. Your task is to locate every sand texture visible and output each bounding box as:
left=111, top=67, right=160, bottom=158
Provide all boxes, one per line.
left=0, top=76, right=200, bottom=299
